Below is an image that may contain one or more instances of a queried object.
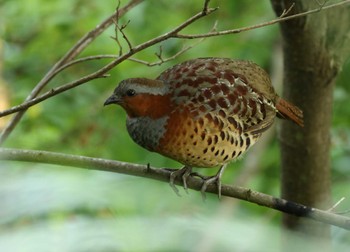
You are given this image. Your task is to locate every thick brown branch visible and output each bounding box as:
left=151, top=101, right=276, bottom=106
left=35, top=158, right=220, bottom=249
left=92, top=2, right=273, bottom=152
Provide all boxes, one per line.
left=0, top=147, right=349, bottom=231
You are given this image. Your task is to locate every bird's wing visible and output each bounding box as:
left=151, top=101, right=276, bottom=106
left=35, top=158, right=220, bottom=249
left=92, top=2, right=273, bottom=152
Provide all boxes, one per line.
left=157, top=58, right=277, bottom=136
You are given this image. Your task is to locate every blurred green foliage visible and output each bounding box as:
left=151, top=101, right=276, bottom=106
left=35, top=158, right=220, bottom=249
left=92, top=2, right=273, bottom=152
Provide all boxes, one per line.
left=0, top=0, right=349, bottom=251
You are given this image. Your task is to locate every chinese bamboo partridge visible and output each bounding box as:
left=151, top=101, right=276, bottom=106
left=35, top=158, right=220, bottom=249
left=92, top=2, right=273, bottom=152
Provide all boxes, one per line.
left=104, top=57, right=303, bottom=198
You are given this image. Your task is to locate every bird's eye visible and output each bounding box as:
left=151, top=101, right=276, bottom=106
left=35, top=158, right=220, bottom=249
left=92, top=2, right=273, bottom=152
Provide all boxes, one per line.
left=126, top=89, right=136, bottom=97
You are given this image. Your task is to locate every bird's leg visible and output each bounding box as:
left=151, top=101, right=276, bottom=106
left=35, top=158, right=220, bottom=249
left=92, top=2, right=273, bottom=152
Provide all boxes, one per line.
left=200, top=164, right=227, bottom=200
left=169, top=166, right=192, bottom=196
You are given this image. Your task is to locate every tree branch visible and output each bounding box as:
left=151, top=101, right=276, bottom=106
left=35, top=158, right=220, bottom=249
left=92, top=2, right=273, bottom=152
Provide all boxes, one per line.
left=0, top=147, right=349, bottom=231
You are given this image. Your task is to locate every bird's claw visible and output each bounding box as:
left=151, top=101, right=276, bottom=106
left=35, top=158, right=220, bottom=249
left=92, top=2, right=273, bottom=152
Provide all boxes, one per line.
left=169, top=166, right=192, bottom=196
left=199, top=164, right=227, bottom=200
left=200, top=175, right=222, bottom=201
left=168, top=164, right=227, bottom=200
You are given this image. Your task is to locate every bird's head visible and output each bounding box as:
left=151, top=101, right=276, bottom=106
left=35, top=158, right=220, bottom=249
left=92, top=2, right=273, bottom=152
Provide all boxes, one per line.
left=104, top=78, right=172, bottom=118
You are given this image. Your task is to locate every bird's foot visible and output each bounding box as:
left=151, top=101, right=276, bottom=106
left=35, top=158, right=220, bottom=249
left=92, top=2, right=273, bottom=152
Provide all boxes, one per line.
left=196, top=164, right=228, bottom=200
left=200, top=175, right=222, bottom=200
left=168, top=166, right=192, bottom=196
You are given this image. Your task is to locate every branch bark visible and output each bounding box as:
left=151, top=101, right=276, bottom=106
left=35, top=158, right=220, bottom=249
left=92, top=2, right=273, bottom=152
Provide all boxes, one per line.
left=0, top=147, right=350, bottom=231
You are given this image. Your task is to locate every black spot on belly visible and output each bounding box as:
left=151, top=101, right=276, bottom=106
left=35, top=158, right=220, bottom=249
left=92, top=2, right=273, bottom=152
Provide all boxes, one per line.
left=246, top=137, right=251, bottom=149
left=214, top=135, right=219, bottom=144
left=238, top=136, right=244, bottom=147
left=220, top=131, right=225, bottom=140
left=207, top=137, right=212, bottom=145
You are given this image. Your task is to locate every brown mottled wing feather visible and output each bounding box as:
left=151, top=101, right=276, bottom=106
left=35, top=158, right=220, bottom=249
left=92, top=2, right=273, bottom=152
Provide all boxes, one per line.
left=157, top=58, right=277, bottom=136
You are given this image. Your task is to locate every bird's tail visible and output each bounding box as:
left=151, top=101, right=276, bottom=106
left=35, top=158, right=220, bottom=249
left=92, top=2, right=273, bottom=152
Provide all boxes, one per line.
left=276, top=97, right=304, bottom=127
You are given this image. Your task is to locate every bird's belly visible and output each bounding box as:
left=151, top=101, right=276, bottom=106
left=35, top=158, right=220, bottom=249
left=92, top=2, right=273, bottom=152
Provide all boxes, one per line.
left=158, top=112, right=258, bottom=168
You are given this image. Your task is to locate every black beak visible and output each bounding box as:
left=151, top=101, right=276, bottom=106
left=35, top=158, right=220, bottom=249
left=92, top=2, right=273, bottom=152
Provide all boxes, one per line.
left=104, top=94, right=120, bottom=106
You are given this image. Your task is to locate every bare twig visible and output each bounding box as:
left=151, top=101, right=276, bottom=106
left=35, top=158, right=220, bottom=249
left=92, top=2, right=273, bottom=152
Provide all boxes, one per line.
left=112, top=1, right=124, bottom=56
left=112, top=1, right=133, bottom=54
left=175, top=0, right=350, bottom=39
left=203, top=0, right=211, bottom=14
left=128, top=44, right=193, bottom=66
left=53, top=55, right=118, bottom=75
left=327, top=197, right=346, bottom=212
left=0, top=0, right=144, bottom=145
left=0, top=147, right=349, bottom=231
left=118, top=20, right=133, bottom=51
left=129, top=21, right=218, bottom=67
left=280, top=3, right=295, bottom=18
left=155, top=46, right=164, bottom=62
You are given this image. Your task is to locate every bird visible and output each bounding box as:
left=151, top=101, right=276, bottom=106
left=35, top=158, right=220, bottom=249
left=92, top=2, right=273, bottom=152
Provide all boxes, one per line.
left=104, top=57, right=303, bottom=199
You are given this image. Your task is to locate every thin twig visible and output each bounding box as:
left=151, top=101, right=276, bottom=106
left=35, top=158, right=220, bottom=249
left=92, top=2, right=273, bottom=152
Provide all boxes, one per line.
left=128, top=22, right=215, bottom=67
left=175, top=0, right=350, bottom=39
left=280, top=3, right=295, bottom=18
left=112, top=1, right=133, bottom=54
left=128, top=44, right=193, bottom=66
left=53, top=55, right=118, bottom=76
left=118, top=20, right=133, bottom=51
left=0, top=0, right=144, bottom=145
left=203, top=0, right=211, bottom=14
left=327, top=197, right=346, bottom=212
left=112, top=1, right=124, bottom=56
left=0, top=147, right=349, bottom=231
